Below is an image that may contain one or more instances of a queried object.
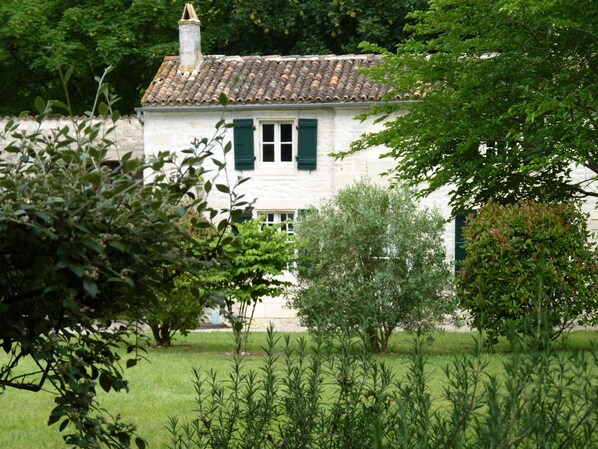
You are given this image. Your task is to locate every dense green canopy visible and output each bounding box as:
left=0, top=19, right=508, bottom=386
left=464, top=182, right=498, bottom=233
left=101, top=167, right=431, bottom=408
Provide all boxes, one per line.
left=0, top=0, right=426, bottom=115
left=350, top=0, right=597, bottom=212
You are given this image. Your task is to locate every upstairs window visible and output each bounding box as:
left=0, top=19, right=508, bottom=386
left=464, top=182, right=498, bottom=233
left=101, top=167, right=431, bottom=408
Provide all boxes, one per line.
left=233, top=119, right=317, bottom=171
left=261, top=123, right=293, bottom=163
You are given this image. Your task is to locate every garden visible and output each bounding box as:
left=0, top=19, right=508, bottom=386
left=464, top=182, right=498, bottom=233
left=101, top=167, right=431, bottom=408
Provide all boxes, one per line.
left=1, top=329, right=596, bottom=449
left=1, top=1, right=597, bottom=447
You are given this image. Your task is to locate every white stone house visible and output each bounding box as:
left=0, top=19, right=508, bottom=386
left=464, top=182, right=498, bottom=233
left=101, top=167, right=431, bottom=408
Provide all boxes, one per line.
left=136, top=4, right=455, bottom=319
left=137, top=4, right=597, bottom=319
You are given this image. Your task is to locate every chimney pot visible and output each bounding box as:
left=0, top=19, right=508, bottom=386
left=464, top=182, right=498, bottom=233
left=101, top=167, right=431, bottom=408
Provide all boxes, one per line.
left=178, top=3, right=202, bottom=71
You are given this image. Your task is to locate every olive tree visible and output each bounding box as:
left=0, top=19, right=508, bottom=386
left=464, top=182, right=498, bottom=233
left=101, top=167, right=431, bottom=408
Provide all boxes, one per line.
left=290, top=180, right=453, bottom=352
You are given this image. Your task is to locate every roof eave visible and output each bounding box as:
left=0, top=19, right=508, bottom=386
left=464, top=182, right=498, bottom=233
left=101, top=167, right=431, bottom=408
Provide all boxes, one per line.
left=136, top=100, right=416, bottom=113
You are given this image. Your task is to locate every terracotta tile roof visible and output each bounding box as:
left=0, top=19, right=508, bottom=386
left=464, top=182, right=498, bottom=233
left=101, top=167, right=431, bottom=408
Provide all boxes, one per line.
left=141, top=54, right=396, bottom=106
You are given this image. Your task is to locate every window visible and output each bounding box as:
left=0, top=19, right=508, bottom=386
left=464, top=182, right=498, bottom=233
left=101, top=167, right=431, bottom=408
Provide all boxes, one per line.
left=260, top=211, right=295, bottom=234
left=261, top=123, right=293, bottom=163
left=233, top=118, right=317, bottom=170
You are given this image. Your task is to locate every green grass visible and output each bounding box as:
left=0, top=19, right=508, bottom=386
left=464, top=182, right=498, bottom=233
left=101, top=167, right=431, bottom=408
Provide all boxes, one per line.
left=1, top=330, right=596, bottom=449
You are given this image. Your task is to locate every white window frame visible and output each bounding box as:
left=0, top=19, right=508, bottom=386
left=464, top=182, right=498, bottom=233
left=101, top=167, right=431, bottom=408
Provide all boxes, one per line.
left=259, top=211, right=295, bottom=234
left=259, top=121, right=295, bottom=164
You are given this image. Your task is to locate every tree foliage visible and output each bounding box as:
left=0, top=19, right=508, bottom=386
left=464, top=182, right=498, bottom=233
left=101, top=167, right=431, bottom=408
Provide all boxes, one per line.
left=210, top=217, right=295, bottom=348
left=350, top=0, right=597, bottom=212
left=0, top=82, right=246, bottom=446
left=0, top=0, right=427, bottom=115
left=290, top=181, right=453, bottom=353
left=145, top=271, right=207, bottom=347
left=457, top=201, right=598, bottom=343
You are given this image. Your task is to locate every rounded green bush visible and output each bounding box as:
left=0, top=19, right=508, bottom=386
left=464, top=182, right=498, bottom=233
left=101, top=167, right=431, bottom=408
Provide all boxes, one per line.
left=457, top=201, right=598, bottom=342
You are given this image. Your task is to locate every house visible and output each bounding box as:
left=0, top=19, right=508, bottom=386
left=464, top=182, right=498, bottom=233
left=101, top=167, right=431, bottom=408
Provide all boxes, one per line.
left=137, top=4, right=455, bottom=319
left=138, top=4, right=597, bottom=318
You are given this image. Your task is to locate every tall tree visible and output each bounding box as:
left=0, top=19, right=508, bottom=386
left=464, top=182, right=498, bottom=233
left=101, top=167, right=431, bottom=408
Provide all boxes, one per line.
left=349, top=0, right=597, bottom=212
left=0, top=0, right=427, bottom=115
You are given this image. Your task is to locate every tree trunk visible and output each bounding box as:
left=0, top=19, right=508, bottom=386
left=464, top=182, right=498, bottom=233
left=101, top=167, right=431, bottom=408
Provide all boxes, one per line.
left=150, top=322, right=172, bottom=346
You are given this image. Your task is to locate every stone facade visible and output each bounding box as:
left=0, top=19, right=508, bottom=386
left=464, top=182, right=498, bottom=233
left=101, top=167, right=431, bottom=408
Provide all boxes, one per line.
left=141, top=105, right=456, bottom=319
left=0, top=115, right=144, bottom=161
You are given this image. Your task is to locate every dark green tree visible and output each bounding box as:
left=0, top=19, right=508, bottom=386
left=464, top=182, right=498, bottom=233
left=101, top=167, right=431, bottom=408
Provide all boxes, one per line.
left=349, top=0, right=597, bottom=212
left=457, top=201, right=598, bottom=343
left=0, top=0, right=427, bottom=115
left=0, top=80, right=246, bottom=447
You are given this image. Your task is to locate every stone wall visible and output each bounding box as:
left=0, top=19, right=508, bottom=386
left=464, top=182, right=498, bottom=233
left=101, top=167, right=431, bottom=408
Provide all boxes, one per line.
left=0, top=115, right=144, bottom=160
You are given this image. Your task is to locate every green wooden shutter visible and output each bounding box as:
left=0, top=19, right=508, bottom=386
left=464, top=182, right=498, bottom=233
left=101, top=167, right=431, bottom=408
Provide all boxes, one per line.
left=297, top=119, right=317, bottom=170
left=455, top=211, right=467, bottom=275
left=232, top=209, right=253, bottom=234
left=235, top=209, right=253, bottom=224
left=233, top=119, right=255, bottom=170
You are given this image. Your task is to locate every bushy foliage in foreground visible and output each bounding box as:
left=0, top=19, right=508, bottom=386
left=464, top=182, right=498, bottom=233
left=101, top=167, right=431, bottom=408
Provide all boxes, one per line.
left=166, top=329, right=597, bottom=449
left=0, top=84, right=247, bottom=447
left=458, top=201, right=598, bottom=343
left=291, top=181, right=453, bottom=352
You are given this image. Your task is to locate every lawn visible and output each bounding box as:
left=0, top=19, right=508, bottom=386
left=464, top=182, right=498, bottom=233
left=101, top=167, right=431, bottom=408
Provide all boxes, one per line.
left=0, top=329, right=596, bottom=449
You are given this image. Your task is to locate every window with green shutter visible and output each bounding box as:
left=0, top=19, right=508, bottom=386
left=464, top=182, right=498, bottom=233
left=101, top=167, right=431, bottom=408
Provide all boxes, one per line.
left=233, top=119, right=255, bottom=170
left=297, top=118, right=317, bottom=170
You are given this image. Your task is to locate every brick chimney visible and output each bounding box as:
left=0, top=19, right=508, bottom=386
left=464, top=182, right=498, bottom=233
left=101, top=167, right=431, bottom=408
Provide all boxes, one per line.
left=178, top=3, right=202, bottom=71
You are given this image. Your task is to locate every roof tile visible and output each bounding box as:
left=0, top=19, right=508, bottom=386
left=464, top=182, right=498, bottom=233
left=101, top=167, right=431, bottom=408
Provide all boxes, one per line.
left=141, top=54, right=396, bottom=106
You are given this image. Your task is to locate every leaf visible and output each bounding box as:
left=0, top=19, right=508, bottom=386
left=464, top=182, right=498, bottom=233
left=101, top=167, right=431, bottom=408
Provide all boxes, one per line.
left=99, top=372, right=111, bottom=393
left=47, top=413, right=61, bottom=426
left=135, top=437, right=147, bottom=449
left=216, top=184, right=230, bottom=193
left=67, top=263, right=85, bottom=277
left=1, top=338, right=11, bottom=354
left=64, top=67, right=74, bottom=85
left=59, top=418, right=70, bottom=432
left=126, top=358, right=137, bottom=368
left=109, top=241, right=127, bottom=252
left=51, top=100, right=69, bottom=111
left=34, top=96, right=46, bottom=114
left=98, top=102, right=109, bottom=116
left=83, top=278, right=98, bottom=298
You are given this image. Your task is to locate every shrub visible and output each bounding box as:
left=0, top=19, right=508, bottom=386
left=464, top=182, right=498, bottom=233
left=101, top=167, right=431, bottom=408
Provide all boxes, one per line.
left=0, top=78, right=247, bottom=447
left=457, top=201, right=598, bottom=343
left=290, top=180, right=453, bottom=352
left=165, top=328, right=598, bottom=449
left=145, top=271, right=208, bottom=346
left=209, top=218, right=295, bottom=349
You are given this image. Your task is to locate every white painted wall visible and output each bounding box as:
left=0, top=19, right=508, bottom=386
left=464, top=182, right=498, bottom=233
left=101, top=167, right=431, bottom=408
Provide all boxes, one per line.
left=143, top=105, right=457, bottom=319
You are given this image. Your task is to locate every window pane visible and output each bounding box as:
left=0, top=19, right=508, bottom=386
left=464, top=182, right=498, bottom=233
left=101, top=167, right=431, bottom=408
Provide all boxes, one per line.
left=281, top=144, right=293, bottom=162
left=263, top=124, right=274, bottom=142
left=263, top=144, right=275, bottom=162
left=280, top=124, right=292, bottom=142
